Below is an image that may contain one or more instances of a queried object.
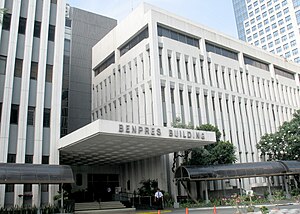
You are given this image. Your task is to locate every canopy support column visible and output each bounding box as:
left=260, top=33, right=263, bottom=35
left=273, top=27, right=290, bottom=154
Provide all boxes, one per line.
left=267, top=177, right=273, bottom=200
left=61, top=183, right=64, bottom=213
left=204, top=181, right=209, bottom=204
left=239, top=178, right=243, bottom=195
left=283, top=176, right=291, bottom=199
left=37, top=184, right=41, bottom=214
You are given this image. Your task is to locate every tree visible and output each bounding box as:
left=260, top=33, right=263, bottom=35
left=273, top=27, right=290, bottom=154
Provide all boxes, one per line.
left=186, top=124, right=237, bottom=166
left=257, top=109, right=300, bottom=161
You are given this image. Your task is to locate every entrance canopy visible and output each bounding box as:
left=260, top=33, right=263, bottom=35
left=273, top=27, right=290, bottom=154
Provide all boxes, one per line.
left=0, top=163, right=74, bottom=184
left=59, top=119, right=216, bottom=165
left=174, top=161, right=300, bottom=181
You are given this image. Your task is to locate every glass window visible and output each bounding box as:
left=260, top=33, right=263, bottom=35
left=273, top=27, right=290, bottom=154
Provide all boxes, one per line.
left=261, top=4, right=266, bottom=10
left=282, top=0, right=287, bottom=6
left=275, top=38, right=280, bottom=44
left=0, top=56, right=7, bottom=75
left=281, top=36, right=287, bottom=42
left=48, top=25, right=55, bottom=41
left=254, top=40, right=259, bottom=46
left=283, top=8, right=289, bottom=14
left=270, top=15, right=275, bottom=21
left=280, top=27, right=285, bottom=33
left=43, top=108, right=51, bottom=127
left=245, top=21, right=249, bottom=27
left=275, top=4, right=280, bottom=10
left=267, top=34, right=272, bottom=40
left=18, top=17, right=26, bottom=34
left=271, top=23, right=277, bottom=29
left=253, top=33, right=258, bottom=38
left=27, top=106, right=35, bottom=125
left=257, top=15, right=261, bottom=21
left=287, top=23, right=293, bottom=30
left=285, top=52, right=291, bottom=58
left=258, top=22, right=263, bottom=28
left=262, top=45, right=267, bottom=50
left=283, top=43, right=289, bottom=50
left=277, top=11, right=282, bottom=18
left=266, top=26, right=270, bottom=32
left=2, top=13, right=11, bottom=31
left=251, top=18, right=255, bottom=24
left=264, top=19, right=269, bottom=24
left=248, top=4, right=253, bottom=10
left=255, top=8, right=259, bottom=14
left=267, top=0, right=272, bottom=6
left=260, top=37, right=266, bottom=43
left=276, top=46, right=282, bottom=53
left=268, top=8, right=274, bottom=14
left=10, top=104, right=19, bottom=124
left=65, top=18, right=71, bottom=27
left=30, top=62, right=38, bottom=80
left=254, top=1, right=258, bottom=6
left=262, top=11, right=267, bottom=17
left=249, top=11, right=254, bottom=17
left=273, top=30, right=278, bottom=37
left=292, top=48, right=299, bottom=55
left=46, top=64, right=52, bottom=82
left=259, top=30, right=264, bottom=35
left=278, top=19, right=284, bottom=25
left=34, top=21, right=41, bottom=37
left=7, top=154, right=16, bottom=163
left=268, top=42, right=274, bottom=48
left=294, top=57, right=300, bottom=63
left=288, top=32, right=295, bottom=38
left=285, top=15, right=291, bottom=22
left=252, top=26, right=257, bottom=31
left=246, top=29, right=251, bottom=34
left=14, top=58, right=23, bottom=78
left=291, top=40, right=297, bottom=47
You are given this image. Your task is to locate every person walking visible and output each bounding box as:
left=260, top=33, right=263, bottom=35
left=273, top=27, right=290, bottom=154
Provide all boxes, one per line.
left=154, top=188, right=163, bottom=210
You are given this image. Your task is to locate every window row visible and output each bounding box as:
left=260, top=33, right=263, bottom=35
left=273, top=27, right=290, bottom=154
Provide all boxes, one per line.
left=2, top=14, right=55, bottom=41
left=9, top=104, right=51, bottom=127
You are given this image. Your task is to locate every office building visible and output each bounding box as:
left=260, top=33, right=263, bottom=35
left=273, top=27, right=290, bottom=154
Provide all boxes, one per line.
left=60, top=3, right=300, bottom=201
left=232, top=0, right=300, bottom=63
left=0, top=0, right=116, bottom=208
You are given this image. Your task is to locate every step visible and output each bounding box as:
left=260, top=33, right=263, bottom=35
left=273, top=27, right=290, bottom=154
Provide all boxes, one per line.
left=75, top=208, right=136, bottom=214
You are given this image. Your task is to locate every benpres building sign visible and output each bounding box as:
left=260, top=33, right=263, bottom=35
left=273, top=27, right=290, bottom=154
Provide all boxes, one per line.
left=118, top=123, right=206, bottom=140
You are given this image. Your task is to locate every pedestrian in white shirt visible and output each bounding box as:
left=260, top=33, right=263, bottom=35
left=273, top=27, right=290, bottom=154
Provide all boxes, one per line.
left=154, top=188, right=163, bottom=210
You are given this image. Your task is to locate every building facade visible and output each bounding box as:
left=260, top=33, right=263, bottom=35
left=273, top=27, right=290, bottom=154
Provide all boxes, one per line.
left=0, top=1, right=118, bottom=208
left=232, top=0, right=300, bottom=63
left=61, top=5, right=117, bottom=136
left=91, top=3, right=300, bottom=196
left=0, top=0, right=65, bottom=207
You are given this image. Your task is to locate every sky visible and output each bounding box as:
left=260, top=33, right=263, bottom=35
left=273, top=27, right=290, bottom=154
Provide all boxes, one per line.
left=67, top=0, right=238, bottom=38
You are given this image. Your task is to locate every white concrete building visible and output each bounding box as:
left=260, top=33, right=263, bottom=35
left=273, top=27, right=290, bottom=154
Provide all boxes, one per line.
left=0, top=0, right=65, bottom=208
left=85, top=3, right=300, bottom=197
left=233, top=0, right=300, bottom=63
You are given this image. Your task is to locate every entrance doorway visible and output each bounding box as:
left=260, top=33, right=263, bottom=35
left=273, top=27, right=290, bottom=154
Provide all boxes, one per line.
left=87, top=174, right=119, bottom=202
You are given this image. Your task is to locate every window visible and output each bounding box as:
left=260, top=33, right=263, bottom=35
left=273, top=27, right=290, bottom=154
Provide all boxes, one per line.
left=276, top=11, right=282, bottom=18
left=267, top=0, right=272, bottom=6
left=270, top=15, right=275, bottom=21
left=5, top=184, right=14, bottom=192
left=42, top=156, right=49, bottom=164
left=252, top=26, right=257, bottom=31
left=267, top=34, right=272, bottom=40
left=275, top=38, right=280, bottom=44
left=271, top=23, right=277, bottom=29
left=255, top=8, right=260, bottom=14
left=34, top=21, right=41, bottom=38
left=285, top=15, right=291, bottom=22
left=30, top=62, right=38, bottom=79
left=27, top=106, right=35, bottom=125
left=262, top=45, right=267, bottom=50
left=10, top=104, right=19, bottom=124
left=268, top=42, right=274, bottom=48
left=46, top=64, right=53, bottom=82
left=2, top=13, right=11, bottom=30
left=282, top=35, right=287, bottom=42
left=295, top=57, right=300, bottom=63
left=262, top=11, right=267, bottom=17
left=24, top=184, right=32, bottom=192
left=260, top=37, right=266, bottom=43
left=94, top=53, right=115, bottom=76
left=254, top=1, right=258, bottom=6
left=14, top=58, right=23, bottom=77
left=291, top=40, right=297, bottom=47
left=245, top=21, right=249, bottom=27
left=292, top=48, right=299, bottom=55
left=283, top=8, right=289, bottom=14
left=18, top=17, right=26, bottom=34
left=280, top=27, right=285, bottom=33
left=0, top=56, right=7, bottom=75
left=249, top=11, right=254, bottom=17
left=205, top=43, right=238, bottom=60
left=266, top=26, right=270, bottom=32
left=65, top=18, right=71, bottom=27
left=43, top=108, right=51, bottom=127
left=25, top=155, right=33, bottom=163
left=48, top=25, right=55, bottom=41
left=287, top=23, right=293, bottom=30
left=276, top=46, right=282, bottom=53
left=121, top=26, right=149, bottom=56
left=246, top=29, right=251, bottom=34
left=253, top=33, right=258, bottom=39
left=268, top=8, right=274, bottom=14
left=248, top=36, right=252, bottom=41
left=275, top=4, right=280, bottom=10
left=51, top=0, right=57, bottom=3
left=259, top=30, right=264, bottom=35
left=285, top=52, right=291, bottom=58
left=254, top=40, right=259, bottom=46
left=278, top=19, right=284, bottom=25
left=264, top=19, right=269, bottom=24
left=244, top=56, right=269, bottom=71
left=273, top=30, right=278, bottom=37
left=282, top=0, right=287, bottom=6
left=7, top=154, right=16, bottom=163
left=258, top=22, right=263, bottom=28
left=157, top=25, right=199, bottom=48
left=250, top=18, right=255, bottom=24
left=0, top=103, right=2, bottom=122
left=288, top=32, right=294, bottom=38
left=274, top=67, right=294, bottom=79
left=76, top=174, right=83, bottom=186
left=257, top=15, right=261, bottom=21
left=248, top=4, right=253, bottom=10
left=283, top=43, right=289, bottom=50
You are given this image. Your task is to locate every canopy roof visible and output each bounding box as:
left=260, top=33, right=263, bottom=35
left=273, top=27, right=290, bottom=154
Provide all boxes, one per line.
left=0, top=163, right=74, bottom=184
left=174, top=161, right=300, bottom=181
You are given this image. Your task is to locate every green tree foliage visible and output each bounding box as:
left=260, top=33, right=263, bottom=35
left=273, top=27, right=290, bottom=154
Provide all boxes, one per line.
left=137, top=179, right=158, bottom=196
left=172, top=118, right=236, bottom=166
left=257, top=109, right=300, bottom=161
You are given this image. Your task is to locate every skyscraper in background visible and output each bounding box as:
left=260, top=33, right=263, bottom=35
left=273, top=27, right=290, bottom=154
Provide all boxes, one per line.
left=232, top=0, right=300, bottom=63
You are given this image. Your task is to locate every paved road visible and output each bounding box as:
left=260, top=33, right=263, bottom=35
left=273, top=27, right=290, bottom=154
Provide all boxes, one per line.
left=136, top=204, right=300, bottom=214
